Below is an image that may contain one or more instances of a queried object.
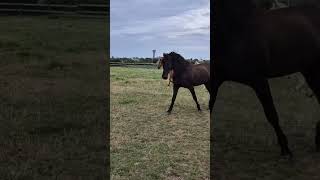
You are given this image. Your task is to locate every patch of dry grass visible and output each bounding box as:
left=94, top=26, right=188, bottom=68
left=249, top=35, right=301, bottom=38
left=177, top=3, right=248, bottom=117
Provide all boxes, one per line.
left=0, top=16, right=107, bottom=179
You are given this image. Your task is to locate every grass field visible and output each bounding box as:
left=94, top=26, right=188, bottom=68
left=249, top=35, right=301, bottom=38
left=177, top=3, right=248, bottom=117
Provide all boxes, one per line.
left=111, top=67, right=210, bottom=179
left=111, top=66, right=320, bottom=179
left=0, top=16, right=107, bottom=179
left=212, top=74, right=320, bottom=180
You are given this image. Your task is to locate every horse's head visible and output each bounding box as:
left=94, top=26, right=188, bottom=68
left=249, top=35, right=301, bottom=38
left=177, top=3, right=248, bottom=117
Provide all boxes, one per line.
left=161, top=53, right=174, bottom=80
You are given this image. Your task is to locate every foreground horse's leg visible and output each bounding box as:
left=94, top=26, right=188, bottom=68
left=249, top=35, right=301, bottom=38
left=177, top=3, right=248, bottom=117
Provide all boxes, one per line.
left=250, top=79, right=292, bottom=157
left=209, top=80, right=222, bottom=113
left=167, top=84, right=180, bottom=114
left=302, top=71, right=320, bottom=151
left=204, top=83, right=211, bottom=110
left=188, top=87, right=201, bottom=111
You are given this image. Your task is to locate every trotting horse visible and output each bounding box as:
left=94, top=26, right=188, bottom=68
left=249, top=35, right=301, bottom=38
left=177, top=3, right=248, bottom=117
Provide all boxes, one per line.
left=211, top=0, right=320, bottom=157
left=159, top=52, right=210, bottom=113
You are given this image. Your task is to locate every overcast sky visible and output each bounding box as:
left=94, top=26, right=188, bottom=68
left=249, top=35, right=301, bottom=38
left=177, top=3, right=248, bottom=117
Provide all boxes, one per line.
left=111, top=0, right=210, bottom=59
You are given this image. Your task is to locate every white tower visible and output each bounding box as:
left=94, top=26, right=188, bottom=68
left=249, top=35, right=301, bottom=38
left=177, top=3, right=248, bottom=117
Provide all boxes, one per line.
left=152, top=49, right=156, bottom=63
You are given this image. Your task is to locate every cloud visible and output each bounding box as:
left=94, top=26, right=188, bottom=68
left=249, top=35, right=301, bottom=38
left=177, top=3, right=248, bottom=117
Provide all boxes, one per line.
left=111, top=0, right=210, bottom=59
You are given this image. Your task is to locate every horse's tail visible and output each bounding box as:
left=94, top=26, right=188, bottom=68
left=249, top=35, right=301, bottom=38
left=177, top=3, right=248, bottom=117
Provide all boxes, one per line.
left=316, top=121, right=320, bottom=151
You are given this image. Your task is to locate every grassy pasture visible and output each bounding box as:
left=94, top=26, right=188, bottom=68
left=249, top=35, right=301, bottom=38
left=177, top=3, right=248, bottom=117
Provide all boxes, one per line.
left=212, top=74, right=320, bottom=180
left=111, top=67, right=210, bottom=179
left=0, top=16, right=107, bottom=179
left=110, top=66, right=320, bottom=180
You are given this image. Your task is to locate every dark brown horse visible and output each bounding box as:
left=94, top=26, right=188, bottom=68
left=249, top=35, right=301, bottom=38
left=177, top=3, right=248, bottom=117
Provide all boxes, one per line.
left=211, top=0, right=320, bottom=157
left=159, top=52, right=210, bottom=113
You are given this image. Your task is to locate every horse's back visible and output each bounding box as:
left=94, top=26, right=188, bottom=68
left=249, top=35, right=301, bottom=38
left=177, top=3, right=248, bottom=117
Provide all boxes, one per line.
left=191, top=63, right=210, bottom=86
left=256, top=7, right=320, bottom=77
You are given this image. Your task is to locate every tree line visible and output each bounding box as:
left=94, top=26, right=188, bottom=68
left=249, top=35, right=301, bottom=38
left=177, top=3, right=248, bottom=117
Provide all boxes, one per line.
left=2, top=0, right=316, bottom=7
left=110, top=57, right=209, bottom=64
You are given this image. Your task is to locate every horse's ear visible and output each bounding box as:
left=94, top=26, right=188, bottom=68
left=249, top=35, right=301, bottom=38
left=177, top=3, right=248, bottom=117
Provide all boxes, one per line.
left=163, top=53, right=167, bottom=57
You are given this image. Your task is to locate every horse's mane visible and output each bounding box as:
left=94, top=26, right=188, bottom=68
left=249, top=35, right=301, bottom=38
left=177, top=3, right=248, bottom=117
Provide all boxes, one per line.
left=213, top=0, right=260, bottom=58
left=215, top=0, right=257, bottom=25
left=168, top=52, right=190, bottom=65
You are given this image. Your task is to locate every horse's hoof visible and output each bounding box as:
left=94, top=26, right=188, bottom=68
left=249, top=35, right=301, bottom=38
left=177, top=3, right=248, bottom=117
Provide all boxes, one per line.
left=167, top=110, right=172, bottom=114
left=281, top=150, right=293, bottom=159
left=198, top=109, right=202, bottom=112
left=306, top=93, right=314, bottom=98
left=278, top=154, right=294, bottom=163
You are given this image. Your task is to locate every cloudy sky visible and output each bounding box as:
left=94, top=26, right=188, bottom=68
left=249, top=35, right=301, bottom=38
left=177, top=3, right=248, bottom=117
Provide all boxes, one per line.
left=111, top=0, right=210, bottom=59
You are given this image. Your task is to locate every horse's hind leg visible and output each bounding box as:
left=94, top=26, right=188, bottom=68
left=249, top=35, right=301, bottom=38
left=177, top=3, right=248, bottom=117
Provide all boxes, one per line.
left=188, top=87, right=201, bottom=111
left=302, top=71, right=320, bottom=151
left=249, top=79, right=292, bottom=157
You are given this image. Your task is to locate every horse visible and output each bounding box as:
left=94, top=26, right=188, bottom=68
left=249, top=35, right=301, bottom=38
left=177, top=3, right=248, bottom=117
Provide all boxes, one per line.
left=159, top=52, right=210, bottom=113
left=211, top=0, right=320, bottom=157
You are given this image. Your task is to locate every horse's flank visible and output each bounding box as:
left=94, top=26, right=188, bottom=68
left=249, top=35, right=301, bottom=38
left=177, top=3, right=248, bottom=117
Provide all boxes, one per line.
left=211, top=0, right=320, bottom=156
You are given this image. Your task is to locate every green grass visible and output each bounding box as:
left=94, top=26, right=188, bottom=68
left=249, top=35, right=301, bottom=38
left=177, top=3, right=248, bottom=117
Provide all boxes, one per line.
left=212, top=74, right=320, bottom=180
left=111, top=67, right=210, bottom=179
left=111, top=66, right=320, bottom=179
left=0, top=16, right=107, bottom=179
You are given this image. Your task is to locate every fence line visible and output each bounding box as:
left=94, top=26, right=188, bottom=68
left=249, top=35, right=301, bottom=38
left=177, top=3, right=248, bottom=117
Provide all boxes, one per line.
left=110, top=62, right=157, bottom=67
left=0, top=3, right=108, bottom=17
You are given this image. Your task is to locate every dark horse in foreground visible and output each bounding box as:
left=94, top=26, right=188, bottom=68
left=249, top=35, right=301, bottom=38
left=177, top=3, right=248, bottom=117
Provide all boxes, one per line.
left=211, top=0, right=320, bottom=157
left=159, top=52, right=210, bottom=113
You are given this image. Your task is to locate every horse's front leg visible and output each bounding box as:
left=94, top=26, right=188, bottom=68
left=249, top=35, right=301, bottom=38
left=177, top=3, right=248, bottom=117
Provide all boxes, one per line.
left=250, top=79, right=292, bottom=157
left=167, top=84, right=180, bottom=114
left=188, top=87, right=201, bottom=111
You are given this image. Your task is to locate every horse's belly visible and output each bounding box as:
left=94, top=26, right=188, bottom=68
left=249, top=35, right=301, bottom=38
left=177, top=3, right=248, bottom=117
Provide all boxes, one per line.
left=265, top=49, right=317, bottom=77
left=192, top=77, right=209, bottom=86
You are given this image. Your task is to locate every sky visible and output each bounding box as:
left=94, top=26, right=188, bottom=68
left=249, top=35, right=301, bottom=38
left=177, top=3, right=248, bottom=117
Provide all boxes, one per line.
left=110, top=0, right=210, bottom=59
